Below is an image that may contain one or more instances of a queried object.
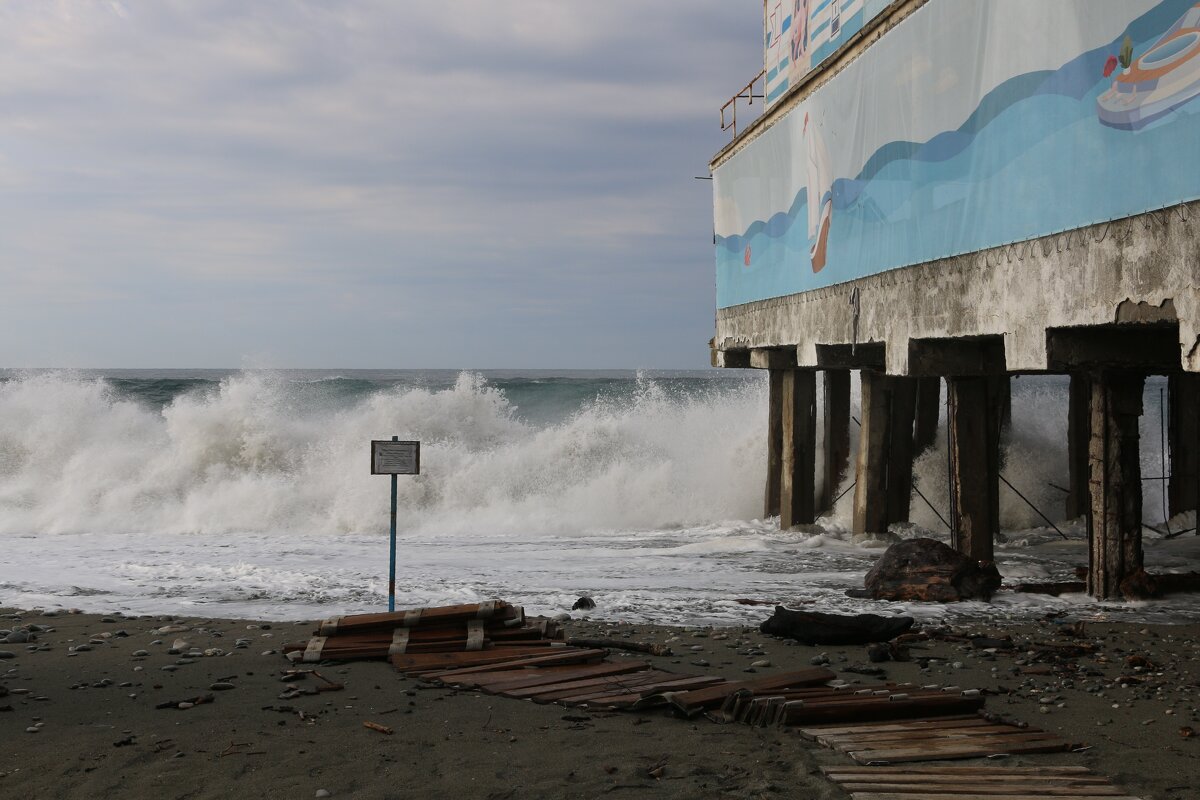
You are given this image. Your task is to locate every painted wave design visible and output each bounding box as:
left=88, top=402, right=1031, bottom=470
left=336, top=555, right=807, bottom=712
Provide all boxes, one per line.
left=718, top=0, right=1198, bottom=283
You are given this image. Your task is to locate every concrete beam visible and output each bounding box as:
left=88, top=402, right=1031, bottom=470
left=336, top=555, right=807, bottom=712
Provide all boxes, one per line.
left=816, top=343, right=886, bottom=371
left=713, top=349, right=751, bottom=369
left=908, top=337, right=1006, bottom=377
left=750, top=348, right=798, bottom=370
left=1047, top=325, right=1180, bottom=372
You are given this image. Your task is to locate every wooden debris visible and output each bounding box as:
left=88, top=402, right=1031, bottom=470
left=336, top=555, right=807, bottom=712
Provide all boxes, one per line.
left=565, top=638, right=672, bottom=656
left=799, top=716, right=1078, bottom=764
left=821, top=764, right=1144, bottom=799
left=363, top=721, right=393, bottom=735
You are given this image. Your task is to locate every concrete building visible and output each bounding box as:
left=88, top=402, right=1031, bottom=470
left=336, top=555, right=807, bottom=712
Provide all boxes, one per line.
left=709, top=0, right=1200, bottom=599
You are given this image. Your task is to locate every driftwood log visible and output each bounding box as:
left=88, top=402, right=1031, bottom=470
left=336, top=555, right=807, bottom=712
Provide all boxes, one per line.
left=760, top=607, right=914, bottom=645
left=852, top=537, right=1001, bottom=602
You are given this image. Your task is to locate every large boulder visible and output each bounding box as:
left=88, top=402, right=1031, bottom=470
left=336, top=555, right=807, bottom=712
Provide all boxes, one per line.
left=760, top=607, right=914, bottom=645
left=856, top=537, right=1001, bottom=602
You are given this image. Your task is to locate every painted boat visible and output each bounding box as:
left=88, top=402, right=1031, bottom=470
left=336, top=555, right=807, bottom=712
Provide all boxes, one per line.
left=1098, top=3, right=1200, bottom=130
left=805, top=111, right=833, bottom=272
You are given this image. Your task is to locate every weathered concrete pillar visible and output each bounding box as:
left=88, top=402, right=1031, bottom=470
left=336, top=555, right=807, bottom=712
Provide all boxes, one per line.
left=947, top=376, right=1000, bottom=563
left=886, top=377, right=918, bottom=525
left=821, top=370, right=851, bottom=514
left=853, top=371, right=892, bottom=536
left=765, top=369, right=784, bottom=518
left=1087, top=372, right=1145, bottom=600
left=1169, top=372, right=1200, bottom=516
left=1066, top=374, right=1092, bottom=520
left=780, top=370, right=817, bottom=529
left=913, top=377, right=941, bottom=456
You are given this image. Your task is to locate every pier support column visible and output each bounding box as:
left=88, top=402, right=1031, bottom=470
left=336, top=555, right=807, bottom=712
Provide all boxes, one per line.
left=853, top=371, right=892, bottom=536
left=913, top=377, right=941, bottom=456
left=1087, top=371, right=1145, bottom=600
left=886, top=377, right=918, bottom=525
left=821, top=370, right=851, bottom=514
left=765, top=369, right=784, bottom=518
left=780, top=370, right=817, bottom=529
left=1066, top=374, right=1092, bottom=520
left=947, top=376, right=1000, bottom=563
left=1169, top=372, right=1200, bottom=516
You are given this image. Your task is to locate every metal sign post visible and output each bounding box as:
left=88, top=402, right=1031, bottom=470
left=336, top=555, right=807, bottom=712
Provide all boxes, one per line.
left=371, top=438, right=420, bottom=612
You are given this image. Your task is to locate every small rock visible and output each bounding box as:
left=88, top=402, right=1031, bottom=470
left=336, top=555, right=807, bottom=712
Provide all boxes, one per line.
left=751, top=660, right=771, bottom=668
left=209, top=682, right=236, bottom=691
left=810, top=654, right=830, bottom=666
left=315, top=790, right=332, bottom=798
left=0, top=651, right=16, bottom=660
left=132, top=650, right=149, bottom=657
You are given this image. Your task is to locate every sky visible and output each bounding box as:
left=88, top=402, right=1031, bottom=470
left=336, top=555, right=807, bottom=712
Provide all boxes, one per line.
left=0, top=1, right=763, bottom=369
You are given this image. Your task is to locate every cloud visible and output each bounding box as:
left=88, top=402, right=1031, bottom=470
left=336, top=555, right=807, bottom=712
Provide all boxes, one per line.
left=0, top=1, right=761, bottom=367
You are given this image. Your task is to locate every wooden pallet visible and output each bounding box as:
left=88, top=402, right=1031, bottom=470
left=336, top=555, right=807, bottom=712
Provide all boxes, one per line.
left=820, top=765, right=1144, bottom=799
left=799, top=716, right=1079, bottom=764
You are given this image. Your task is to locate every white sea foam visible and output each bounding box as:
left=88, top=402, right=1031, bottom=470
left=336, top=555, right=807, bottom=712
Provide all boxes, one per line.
left=1, top=370, right=1197, bottom=624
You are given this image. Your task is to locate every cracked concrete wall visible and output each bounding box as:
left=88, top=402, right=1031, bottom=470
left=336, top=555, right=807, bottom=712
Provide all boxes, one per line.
left=714, top=199, right=1200, bottom=375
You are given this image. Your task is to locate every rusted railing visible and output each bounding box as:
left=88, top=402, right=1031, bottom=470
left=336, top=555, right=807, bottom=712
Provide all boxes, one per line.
left=720, top=69, right=766, bottom=140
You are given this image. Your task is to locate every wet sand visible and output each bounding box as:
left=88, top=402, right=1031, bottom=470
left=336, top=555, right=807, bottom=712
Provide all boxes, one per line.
left=2, top=607, right=1198, bottom=799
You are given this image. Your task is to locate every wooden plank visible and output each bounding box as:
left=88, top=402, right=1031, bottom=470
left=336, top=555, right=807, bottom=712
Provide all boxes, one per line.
left=580, top=676, right=727, bottom=709
left=837, top=783, right=1124, bottom=797
left=847, top=794, right=1142, bottom=800
left=1087, top=372, right=1145, bottom=599
left=826, top=773, right=1113, bottom=785
left=848, top=738, right=1075, bottom=764
left=948, top=375, right=999, bottom=562
left=817, top=725, right=1034, bottom=746
left=800, top=716, right=983, bottom=736
left=506, top=670, right=670, bottom=700
left=469, top=662, right=650, bottom=693
left=822, top=767, right=1095, bottom=776
left=663, top=668, right=834, bottom=709
left=392, top=647, right=602, bottom=675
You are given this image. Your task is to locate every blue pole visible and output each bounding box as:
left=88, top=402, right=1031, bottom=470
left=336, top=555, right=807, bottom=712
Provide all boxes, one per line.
left=389, top=435, right=398, bottom=612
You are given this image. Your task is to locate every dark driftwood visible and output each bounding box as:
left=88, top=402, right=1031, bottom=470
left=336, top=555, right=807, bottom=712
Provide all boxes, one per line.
left=760, top=607, right=914, bottom=645
left=566, top=638, right=671, bottom=656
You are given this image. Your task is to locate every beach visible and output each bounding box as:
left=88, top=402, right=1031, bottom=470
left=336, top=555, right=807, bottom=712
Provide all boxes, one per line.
left=3, top=607, right=1198, bottom=800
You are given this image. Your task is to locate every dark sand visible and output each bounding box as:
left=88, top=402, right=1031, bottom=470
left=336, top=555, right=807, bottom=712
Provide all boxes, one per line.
left=2, top=608, right=1198, bottom=799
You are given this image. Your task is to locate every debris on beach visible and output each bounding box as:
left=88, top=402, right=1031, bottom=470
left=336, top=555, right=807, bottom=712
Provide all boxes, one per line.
left=759, top=607, right=914, bottom=645
left=851, top=538, right=1001, bottom=602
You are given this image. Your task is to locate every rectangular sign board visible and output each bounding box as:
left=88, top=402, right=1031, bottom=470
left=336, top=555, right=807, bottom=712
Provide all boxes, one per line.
left=371, top=440, right=420, bottom=475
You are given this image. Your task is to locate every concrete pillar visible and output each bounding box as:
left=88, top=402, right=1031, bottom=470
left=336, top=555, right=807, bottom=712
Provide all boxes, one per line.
left=886, top=377, right=918, bottom=525
left=853, top=370, right=892, bottom=536
left=780, top=370, right=817, bottom=529
left=1087, top=371, right=1145, bottom=600
left=1169, top=372, right=1200, bottom=516
left=764, top=369, right=784, bottom=518
left=947, top=376, right=1000, bottom=563
left=913, top=377, right=941, bottom=456
left=1066, top=374, right=1092, bottom=520
left=821, top=370, right=851, bottom=513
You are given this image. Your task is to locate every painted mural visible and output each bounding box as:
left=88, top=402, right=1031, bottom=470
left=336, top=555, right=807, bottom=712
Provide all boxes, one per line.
left=764, top=0, right=892, bottom=107
left=719, top=0, right=1200, bottom=309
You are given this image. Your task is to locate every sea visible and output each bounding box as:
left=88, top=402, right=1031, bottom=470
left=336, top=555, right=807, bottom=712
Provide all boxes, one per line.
left=1, top=368, right=1198, bottom=626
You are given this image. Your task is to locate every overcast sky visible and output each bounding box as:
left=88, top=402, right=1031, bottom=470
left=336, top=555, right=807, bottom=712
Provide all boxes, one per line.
left=0, top=1, right=761, bottom=369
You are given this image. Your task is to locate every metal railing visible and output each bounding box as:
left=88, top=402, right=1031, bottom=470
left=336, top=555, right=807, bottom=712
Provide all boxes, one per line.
left=720, top=69, right=766, bottom=141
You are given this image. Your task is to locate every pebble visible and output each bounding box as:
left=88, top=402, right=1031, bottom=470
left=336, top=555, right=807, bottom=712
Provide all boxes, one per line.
left=315, top=791, right=332, bottom=798
left=0, top=651, right=16, bottom=660
left=132, top=650, right=149, bottom=657
left=751, top=660, right=771, bottom=668
left=5, top=631, right=31, bottom=644
left=810, top=654, right=830, bottom=666
left=25, top=727, right=38, bottom=734
left=210, top=682, right=236, bottom=691
left=161, top=665, right=177, bottom=672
